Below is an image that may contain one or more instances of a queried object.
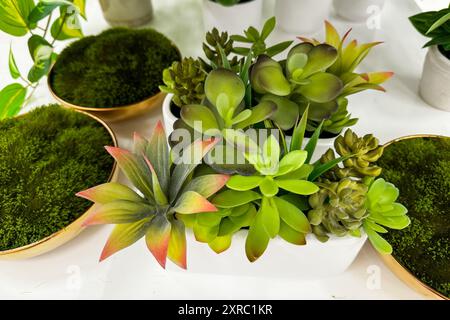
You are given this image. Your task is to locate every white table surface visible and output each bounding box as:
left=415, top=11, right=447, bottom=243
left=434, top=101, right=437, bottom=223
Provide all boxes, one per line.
left=0, top=0, right=449, bottom=300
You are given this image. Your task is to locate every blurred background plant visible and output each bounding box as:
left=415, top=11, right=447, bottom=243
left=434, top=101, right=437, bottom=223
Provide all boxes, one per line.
left=0, top=0, right=86, bottom=120
left=409, top=2, right=450, bottom=59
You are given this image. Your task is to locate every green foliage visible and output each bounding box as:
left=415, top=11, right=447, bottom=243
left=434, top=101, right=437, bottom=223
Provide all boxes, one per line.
left=409, top=4, right=450, bottom=57
left=211, top=0, right=242, bottom=6
left=0, top=0, right=86, bottom=118
left=231, top=17, right=293, bottom=57
left=363, top=178, right=410, bottom=255
left=320, top=129, right=384, bottom=180
left=78, top=121, right=228, bottom=269
left=201, top=28, right=239, bottom=70
left=0, top=104, right=114, bottom=251
left=50, top=28, right=181, bottom=108
left=308, top=178, right=369, bottom=241
left=159, top=58, right=207, bottom=108
left=378, top=137, right=450, bottom=298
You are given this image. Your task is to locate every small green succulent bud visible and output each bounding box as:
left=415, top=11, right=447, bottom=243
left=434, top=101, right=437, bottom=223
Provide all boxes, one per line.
left=308, top=178, right=369, bottom=240
left=159, top=58, right=206, bottom=108
left=250, top=55, right=292, bottom=96
left=202, top=28, right=239, bottom=69
left=320, top=129, right=384, bottom=180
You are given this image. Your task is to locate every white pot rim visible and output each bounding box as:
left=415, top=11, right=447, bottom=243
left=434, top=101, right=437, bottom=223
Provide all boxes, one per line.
left=429, top=45, right=450, bottom=71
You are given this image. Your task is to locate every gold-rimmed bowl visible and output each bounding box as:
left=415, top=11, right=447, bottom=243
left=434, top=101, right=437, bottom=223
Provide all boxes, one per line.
left=377, top=134, right=449, bottom=300
left=47, top=66, right=167, bottom=123
left=0, top=109, right=119, bottom=260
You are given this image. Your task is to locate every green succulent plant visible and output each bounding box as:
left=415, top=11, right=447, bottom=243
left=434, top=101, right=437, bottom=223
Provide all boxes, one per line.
left=180, top=108, right=357, bottom=261
left=363, top=178, right=410, bottom=255
left=213, top=134, right=318, bottom=262
left=308, top=178, right=369, bottom=241
left=298, top=21, right=394, bottom=133
left=231, top=17, right=293, bottom=58
left=320, top=129, right=384, bottom=180
left=77, top=121, right=229, bottom=269
left=159, top=57, right=207, bottom=108
left=409, top=3, right=450, bottom=59
left=201, top=28, right=240, bottom=70
left=177, top=68, right=277, bottom=174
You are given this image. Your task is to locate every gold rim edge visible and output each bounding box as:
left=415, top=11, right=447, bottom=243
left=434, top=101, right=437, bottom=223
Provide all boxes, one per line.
left=0, top=108, right=119, bottom=257
left=378, top=134, right=450, bottom=300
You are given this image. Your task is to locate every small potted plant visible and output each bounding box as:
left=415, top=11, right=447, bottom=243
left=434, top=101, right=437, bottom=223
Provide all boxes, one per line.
left=48, top=27, right=181, bottom=122
left=99, top=0, right=153, bottom=27
left=333, top=0, right=386, bottom=22
left=275, top=0, right=332, bottom=34
left=410, top=4, right=450, bottom=112
left=202, top=0, right=263, bottom=34
left=161, top=18, right=393, bottom=156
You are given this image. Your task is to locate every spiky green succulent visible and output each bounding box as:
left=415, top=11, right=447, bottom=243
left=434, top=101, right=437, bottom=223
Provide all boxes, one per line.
left=77, top=121, right=229, bottom=269
left=159, top=58, right=206, bottom=108
left=308, top=178, right=369, bottom=241
left=201, top=28, right=239, bottom=70
left=363, top=178, right=410, bottom=255
left=321, top=129, right=384, bottom=180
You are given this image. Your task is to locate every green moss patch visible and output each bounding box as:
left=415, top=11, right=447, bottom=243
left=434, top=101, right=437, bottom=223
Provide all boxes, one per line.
left=378, top=137, right=450, bottom=298
left=50, top=28, right=181, bottom=108
left=0, top=105, right=114, bottom=251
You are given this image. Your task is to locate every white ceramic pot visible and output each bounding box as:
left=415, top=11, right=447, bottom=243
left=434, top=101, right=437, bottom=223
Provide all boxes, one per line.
left=419, top=46, right=450, bottom=112
left=99, top=0, right=153, bottom=27
left=202, top=0, right=263, bottom=34
left=334, top=0, right=385, bottom=22
left=275, top=0, right=332, bottom=34
left=181, top=231, right=367, bottom=278
left=162, top=93, right=178, bottom=136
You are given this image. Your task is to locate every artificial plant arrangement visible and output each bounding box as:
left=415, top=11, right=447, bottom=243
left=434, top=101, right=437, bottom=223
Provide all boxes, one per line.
left=409, top=3, right=450, bottom=60
left=0, top=0, right=86, bottom=120
left=50, top=27, right=181, bottom=108
left=0, top=104, right=114, bottom=251
left=78, top=104, right=410, bottom=268
left=161, top=17, right=393, bottom=138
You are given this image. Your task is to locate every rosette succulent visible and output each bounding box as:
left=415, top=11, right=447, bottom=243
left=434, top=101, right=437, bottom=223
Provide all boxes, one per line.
left=308, top=178, right=369, bottom=241
left=160, top=57, right=206, bottom=108
left=363, top=178, right=410, bottom=254
left=77, top=122, right=229, bottom=269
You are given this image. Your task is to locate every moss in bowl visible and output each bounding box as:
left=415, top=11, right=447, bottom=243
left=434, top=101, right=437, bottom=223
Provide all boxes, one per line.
left=378, top=136, right=450, bottom=298
left=49, top=28, right=181, bottom=108
left=0, top=105, right=115, bottom=251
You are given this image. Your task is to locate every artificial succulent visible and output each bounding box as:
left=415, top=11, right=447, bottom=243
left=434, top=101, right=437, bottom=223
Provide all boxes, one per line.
left=201, top=28, right=240, bottom=71
left=308, top=178, right=369, bottom=241
left=77, top=121, right=229, bottom=269
left=159, top=57, right=206, bottom=108
left=320, top=129, right=384, bottom=180
left=231, top=17, right=293, bottom=58
left=363, top=178, right=410, bottom=254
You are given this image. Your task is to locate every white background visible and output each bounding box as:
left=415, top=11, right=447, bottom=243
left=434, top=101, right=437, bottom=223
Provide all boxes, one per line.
left=0, top=0, right=449, bottom=299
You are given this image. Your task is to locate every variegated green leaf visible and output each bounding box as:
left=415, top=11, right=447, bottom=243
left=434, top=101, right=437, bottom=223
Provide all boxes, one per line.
left=83, top=200, right=155, bottom=226
left=146, top=215, right=172, bottom=268
left=173, top=191, right=217, bottom=214
left=76, top=182, right=144, bottom=204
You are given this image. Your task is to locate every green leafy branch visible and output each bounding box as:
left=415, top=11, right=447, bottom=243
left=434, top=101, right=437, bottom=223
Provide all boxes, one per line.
left=0, top=0, right=86, bottom=120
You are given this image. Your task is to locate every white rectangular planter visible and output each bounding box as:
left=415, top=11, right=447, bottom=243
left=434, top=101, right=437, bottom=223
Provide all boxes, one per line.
left=178, top=231, right=367, bottom=279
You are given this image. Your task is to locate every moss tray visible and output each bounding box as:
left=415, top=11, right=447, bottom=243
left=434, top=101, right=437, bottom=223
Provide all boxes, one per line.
left=378, top=136, right=450, bottom=298
left=49, top=28, right=181, bottom=108
left=0, top=105, right=115, bottom=251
